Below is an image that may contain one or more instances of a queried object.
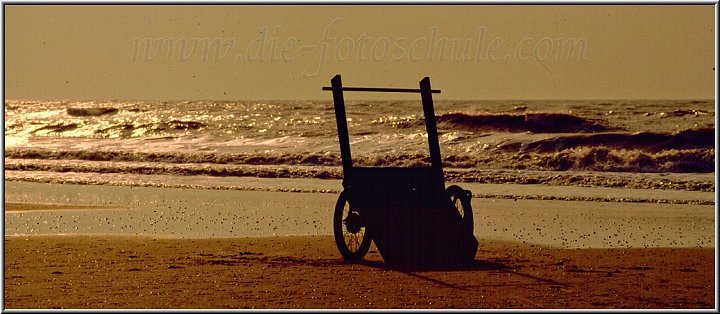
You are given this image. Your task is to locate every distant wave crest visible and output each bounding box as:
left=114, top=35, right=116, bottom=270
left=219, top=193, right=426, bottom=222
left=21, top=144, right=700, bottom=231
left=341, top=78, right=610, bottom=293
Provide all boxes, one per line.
left=372, top=112, right=617, bottom=133
left=438, top=112, right=615, bottom=133
left=66, top=107, right=119, bottom=116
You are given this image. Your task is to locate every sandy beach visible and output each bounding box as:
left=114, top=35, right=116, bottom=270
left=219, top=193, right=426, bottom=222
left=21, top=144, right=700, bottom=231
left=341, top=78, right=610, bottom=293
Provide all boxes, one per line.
left=4, top=235, right=715, bottom=309
left=5, top=3, right=717, bottom=310
left=3, top=180, right=716, bottom=309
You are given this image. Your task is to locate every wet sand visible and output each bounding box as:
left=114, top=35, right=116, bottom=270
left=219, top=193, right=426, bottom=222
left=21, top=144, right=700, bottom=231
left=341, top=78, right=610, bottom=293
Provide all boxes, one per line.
left=5, top=181, right=714, bottom=247
left=3, top=181, right=716, bottom=309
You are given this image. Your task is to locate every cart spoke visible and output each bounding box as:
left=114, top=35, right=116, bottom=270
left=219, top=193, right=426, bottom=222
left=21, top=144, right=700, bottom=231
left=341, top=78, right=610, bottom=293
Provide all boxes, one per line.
left=453, top=197, right=464, bottom=217
left=343, top=225, right=365, bottom=253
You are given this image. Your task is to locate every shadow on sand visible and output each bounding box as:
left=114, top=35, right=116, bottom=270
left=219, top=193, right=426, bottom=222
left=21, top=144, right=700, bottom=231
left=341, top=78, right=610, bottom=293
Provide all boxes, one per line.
left=197, top=252, right=564, bottom=290
left=351, top=258, right=565, bottom=290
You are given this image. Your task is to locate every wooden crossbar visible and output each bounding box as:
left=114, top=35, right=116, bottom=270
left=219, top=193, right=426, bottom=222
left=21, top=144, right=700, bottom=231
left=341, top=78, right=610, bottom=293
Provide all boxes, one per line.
left=321, top=86, right=441, bottom=94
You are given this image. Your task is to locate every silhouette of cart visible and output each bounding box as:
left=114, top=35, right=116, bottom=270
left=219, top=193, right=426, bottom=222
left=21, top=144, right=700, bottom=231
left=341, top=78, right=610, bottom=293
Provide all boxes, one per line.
left=322, top=75, right=478, bottom=270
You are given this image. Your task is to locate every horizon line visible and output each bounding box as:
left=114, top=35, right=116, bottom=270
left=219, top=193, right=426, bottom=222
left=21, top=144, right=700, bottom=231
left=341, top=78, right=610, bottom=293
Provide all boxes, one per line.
left=4, top=98, right=716, bottom=103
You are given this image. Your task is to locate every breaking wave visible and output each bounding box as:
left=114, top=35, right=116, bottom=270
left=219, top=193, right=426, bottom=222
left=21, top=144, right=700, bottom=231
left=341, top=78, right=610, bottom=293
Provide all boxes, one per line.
left=496, top=128, right=715, bottom=153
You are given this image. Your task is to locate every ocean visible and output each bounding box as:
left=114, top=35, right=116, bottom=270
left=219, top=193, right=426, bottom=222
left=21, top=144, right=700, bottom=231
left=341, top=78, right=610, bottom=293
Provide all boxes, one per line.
left=4, top=99, right=715, bottom=192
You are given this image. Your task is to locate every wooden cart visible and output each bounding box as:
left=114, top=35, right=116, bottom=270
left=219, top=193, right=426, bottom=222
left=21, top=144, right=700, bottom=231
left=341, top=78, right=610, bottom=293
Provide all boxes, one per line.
left=323, top=75, right=478, bottom=270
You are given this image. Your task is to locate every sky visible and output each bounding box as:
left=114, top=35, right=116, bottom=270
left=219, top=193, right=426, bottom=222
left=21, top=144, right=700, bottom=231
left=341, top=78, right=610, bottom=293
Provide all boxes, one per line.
left=3, top=5, right=716, bottom=101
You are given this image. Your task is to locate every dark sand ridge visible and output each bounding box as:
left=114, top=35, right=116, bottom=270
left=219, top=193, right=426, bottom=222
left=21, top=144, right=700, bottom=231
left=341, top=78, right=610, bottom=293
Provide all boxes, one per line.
left=4, top=203, right=113, bottom=211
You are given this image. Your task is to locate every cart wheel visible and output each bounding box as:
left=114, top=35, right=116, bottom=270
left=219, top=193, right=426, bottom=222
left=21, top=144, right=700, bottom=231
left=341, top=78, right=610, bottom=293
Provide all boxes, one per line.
left=447, top=185, right=473, bottom=229
left=334, top=191, right=372, bottom=261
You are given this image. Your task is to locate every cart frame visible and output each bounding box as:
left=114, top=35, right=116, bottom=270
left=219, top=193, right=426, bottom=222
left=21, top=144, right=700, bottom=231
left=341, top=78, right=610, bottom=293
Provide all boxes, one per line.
left=323, top=75, right=444, bottom=191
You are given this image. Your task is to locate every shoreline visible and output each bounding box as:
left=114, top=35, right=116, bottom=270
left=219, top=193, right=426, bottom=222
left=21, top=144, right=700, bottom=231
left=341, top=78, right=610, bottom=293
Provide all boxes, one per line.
left=5, top=170, right=715, bottom=204
left=5, top=160, right=716, bottom=192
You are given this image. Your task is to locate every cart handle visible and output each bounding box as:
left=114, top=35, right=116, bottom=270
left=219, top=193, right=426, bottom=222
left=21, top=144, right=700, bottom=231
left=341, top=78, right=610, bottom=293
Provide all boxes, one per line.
left=321, top=86, right=440, bottom=94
